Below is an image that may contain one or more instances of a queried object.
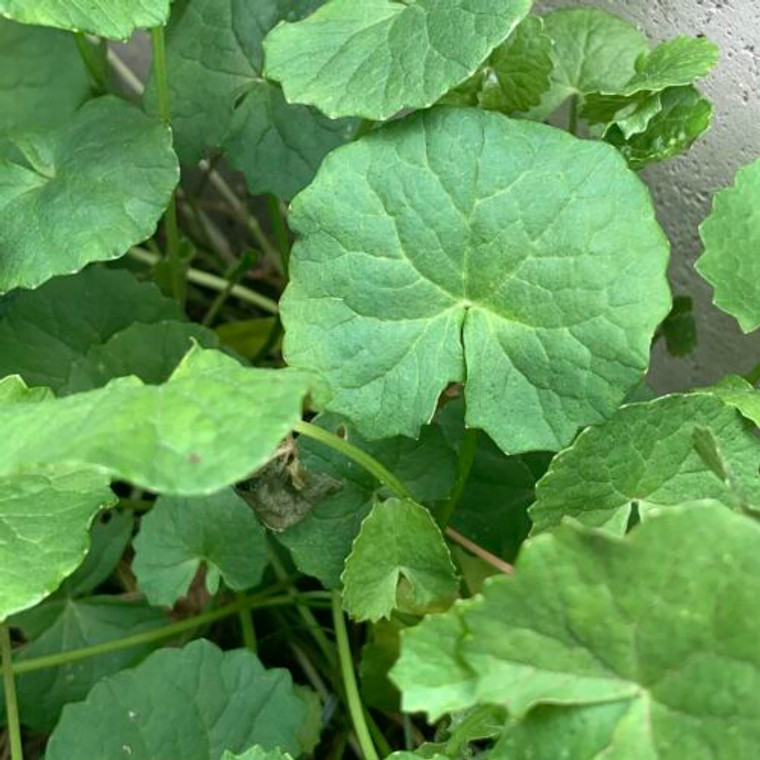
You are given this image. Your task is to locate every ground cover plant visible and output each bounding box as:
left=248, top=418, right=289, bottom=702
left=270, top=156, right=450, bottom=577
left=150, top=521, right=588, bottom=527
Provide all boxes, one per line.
left=0, top=1, right=758, bottom=758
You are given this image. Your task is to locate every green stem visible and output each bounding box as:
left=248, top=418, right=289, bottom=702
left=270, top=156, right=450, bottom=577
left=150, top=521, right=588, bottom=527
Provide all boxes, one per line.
left=294, top=421, right=413, bottom=501
left=436, top=428, right=478, bottom=527
left=237, top=598, right=257, bottom=653
left=12, top=592, right=329, bottom=676
left=1, top=623, right=23, bottom=760
left=267, top=195, right=291, bottom=276
left=201, top=251, right=255, bottom=326
left=331, top=592, right=379, bottom=760
left=74, top=33, right=108, bottom=92
left=149, top=26, right=183, bottom=302
left=129, top=247, right=279, bottom=315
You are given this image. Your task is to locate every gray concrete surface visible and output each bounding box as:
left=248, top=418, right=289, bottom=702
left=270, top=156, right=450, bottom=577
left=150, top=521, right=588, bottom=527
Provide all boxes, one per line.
left=536, top=0, right=760, bottom=391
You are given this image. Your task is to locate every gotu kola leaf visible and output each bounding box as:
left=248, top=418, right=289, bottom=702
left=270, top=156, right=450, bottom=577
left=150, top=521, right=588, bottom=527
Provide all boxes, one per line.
left=223, top=749, right=293, bottom=760
left=0, top=96, right=178, bottom=292
left=341, top=498, right=458, bottom=622
left=697, top=158, right=760, bottom=334
left=281, top=107, right=671, bottom=453
left=0, top=267, right=183, bottom=392
left=263, top=0, right=532, bottom=120
left=0, top=0, right=170, bottom=39
left=0, top=346, right=311, bottom=495
left=393, top=506, right=760, bottom=758
left=529, top=393, right=760, bottom=535
left=144, top=0, right=353, bottom=199
left=0, top=19, right=90, bottom=134
left=132, top=488, right=269, bottom=607
left=276, top=413, right=456, bottom=588
left=3, top=597, right=167, bottom=732
left=46, top=639, right=312, bottom=760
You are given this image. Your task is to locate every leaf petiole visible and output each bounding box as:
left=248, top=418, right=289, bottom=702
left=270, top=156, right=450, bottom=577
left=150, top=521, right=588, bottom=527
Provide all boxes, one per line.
left=1, top=623, right=23, bottom=760
left=331, top=592, right=379, bottom=760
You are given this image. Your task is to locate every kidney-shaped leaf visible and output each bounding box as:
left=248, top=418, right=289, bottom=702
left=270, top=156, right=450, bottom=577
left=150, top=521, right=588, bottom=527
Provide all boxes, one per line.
left=133, top=489, right=269, bottom=607
left=0, top=347, right=310, bottom=495
left=393, top=506, right=760, bottom=758
left=697, top=158, right=760, bottom=333
left=0, top=0, right=170, bottom=38
left=0, top=465, right=116, bottom=621
left=0, top=96, right=178, bottom=292
left=0, top=19, right=90, bottom=135
left=263, top=0, right=532, bottom=120
left=281, top=107, right=671, bottom=453
left=530, top=393, right=760, bottom=534
left=46, top=639, right=310, bottom=759
left=342, top=498, right=458, bottom=622
left=0, top=268, right=183, bottom=391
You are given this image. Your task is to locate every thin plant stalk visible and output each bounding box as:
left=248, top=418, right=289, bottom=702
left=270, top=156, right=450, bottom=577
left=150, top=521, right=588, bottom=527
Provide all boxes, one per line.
left=1, top=624, right=23, bottom=760
left=436, top=427, right=479, bottom=527
left=331, top=592, right=379, bottom=760
left=149, top=26, right=183, bottom=302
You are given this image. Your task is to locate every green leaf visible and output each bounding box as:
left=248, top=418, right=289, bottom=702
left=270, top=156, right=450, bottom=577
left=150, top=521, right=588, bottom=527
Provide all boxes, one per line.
left=0, top=97, right=178, bottom=292
left=223, top=749, right=294, bottom=760
left=530, top=393, right=760, bottom=534
left=479, top=16, right=554, bottom=113
left=697, top=158, right=760, bottom=333
left=624, top=36, right=718, bottom=95
left=281, top=107, right=671, bottom=453
left=0, top=466, right=116, bottom=620
left=660, top=295, right=697, bottom=357
left=605, top=85, right=712, bottom=170
left=360, top=619, right=403, bottom=712
left=224, top=80, right=357, bottom=200
left=342, top=498, right=458, bottom=622
left=0, top=375, right=52, bottom=404
left=436, top=398, right=551, bottom=561
left=46, top=639, right=311, bottom=759
left=0, top=0, right=170, bottom=38
left=441, top=16, right=554, bottom=115
left=217, top=318, right=279, bottom=360
left=0, top=267, right=183, bottom=392
left=533, top=7, right=648, bottom=118
left=396, top=507, right=760, bottom=757
left=276, top=413, right=456, bottom=587
left=705, top=377, right=760, bottom=428
left=263, top=0, right=532, bottom=120
left=133, top=489, right=269, bottom=607
left=63, top=320, right=220, bottom=393
left=62, top=510, right=135, bottom=596
left=4, top=598, right=167, bottom=731
left=0, top=347, right=311, bottom=495
left=145, top=0, right=351, bottom=198
left=0, top=19, right=90, bottom=134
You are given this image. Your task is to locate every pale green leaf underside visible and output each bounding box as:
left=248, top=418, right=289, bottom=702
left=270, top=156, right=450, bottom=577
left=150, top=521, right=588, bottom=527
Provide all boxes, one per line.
left=697, top=158, right=760, bottom=333
left=263, top=0, right=532, bottom=120
left=277, top=413, right=456, bottom=588
left=341, top=498, right=458, bottom=622
left=5, top=598, right=166, bottom=731
left=281, top=107, right=671, bottom=453
left=0, top=267, right=183, bottom=392
left=0, top=97, right=178, bottom=292
left=532, top=7, right=648, bottom=118
left=0, top=347, right=311, bottom=495
left=393, top=506, right=760, bottom=757
left=0, top=19, right=90, bottom=134
left=0, top=466, right=116, bottom=621
left=46, top=640, right=309, bottom=759
left=530, top=393, right=760, bottom=534
left=133, top=489, right=269, bottom=607
left=0, top=0, right=170, bottom=38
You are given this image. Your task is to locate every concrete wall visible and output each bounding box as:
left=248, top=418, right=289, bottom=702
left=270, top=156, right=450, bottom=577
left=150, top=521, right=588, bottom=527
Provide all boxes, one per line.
left=536, top=0, right=760, bottom=391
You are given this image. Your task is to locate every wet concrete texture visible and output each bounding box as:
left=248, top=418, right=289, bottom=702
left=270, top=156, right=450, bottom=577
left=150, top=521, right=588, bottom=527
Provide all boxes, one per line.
left=536, top=0, right=760, bottom=390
